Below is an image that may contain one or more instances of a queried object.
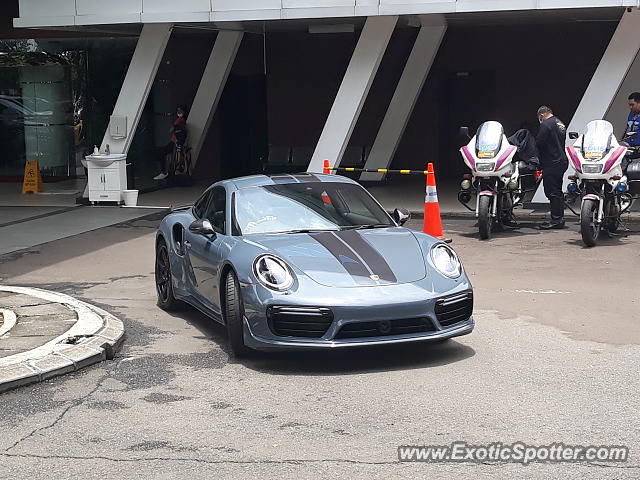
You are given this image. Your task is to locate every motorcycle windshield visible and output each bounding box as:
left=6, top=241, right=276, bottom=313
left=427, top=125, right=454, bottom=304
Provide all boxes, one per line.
left=476, top=121, right=504, bottom=159
left=582, top=120, right=613, bottom=160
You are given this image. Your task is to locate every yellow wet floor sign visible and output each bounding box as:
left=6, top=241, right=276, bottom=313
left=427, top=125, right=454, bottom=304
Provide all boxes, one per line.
left=22, top=159, right=43, bottom=194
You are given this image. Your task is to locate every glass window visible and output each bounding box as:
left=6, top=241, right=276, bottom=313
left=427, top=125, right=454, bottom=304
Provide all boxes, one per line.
left=582, top=120, right=613, bottom=158
left=234, top=182, right=393, bottom=235
left=0, top=37, right=137, bottom=180
left=476, top=121, right=504, bottom=159
left=203, top=186, right=226, bottom=234
left=193, top=190, right=212, bottom=219
left=336, top=186, right=373, bottom=217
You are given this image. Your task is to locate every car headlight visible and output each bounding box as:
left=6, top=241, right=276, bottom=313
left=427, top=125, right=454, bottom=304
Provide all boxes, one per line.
left=253, top=255, right=294, bottom=291
left=430, top=244, right=462, bottom=278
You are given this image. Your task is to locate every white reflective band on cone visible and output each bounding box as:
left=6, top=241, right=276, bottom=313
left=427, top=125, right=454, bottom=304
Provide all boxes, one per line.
left=425, top=186, right=438, bottom=203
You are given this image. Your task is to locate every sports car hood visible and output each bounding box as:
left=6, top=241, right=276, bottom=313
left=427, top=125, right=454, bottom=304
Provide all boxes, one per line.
left=247, top=228, right=426, bottom=287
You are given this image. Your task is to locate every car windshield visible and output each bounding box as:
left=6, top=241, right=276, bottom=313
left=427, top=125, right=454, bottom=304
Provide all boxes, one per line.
left=582, top=120, right=613, bottom=157
left=476, top=121, right=504, bottom=158
left=234, top=182, right=393, bottom=235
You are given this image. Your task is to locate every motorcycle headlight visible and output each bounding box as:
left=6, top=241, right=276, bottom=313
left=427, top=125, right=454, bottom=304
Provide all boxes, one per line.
left=476, top=163, right=495, bottom=172
left=582, top=164, right=603, bottom=174
left=430, top=244, right=462, bottom=279
left=253, top=255, right=294, bottom=291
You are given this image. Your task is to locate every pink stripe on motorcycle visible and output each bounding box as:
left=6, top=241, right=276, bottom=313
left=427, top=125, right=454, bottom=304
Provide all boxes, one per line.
left=495, top=146, right=516, bottom=170
left=603, top=146, right=626, bottom=174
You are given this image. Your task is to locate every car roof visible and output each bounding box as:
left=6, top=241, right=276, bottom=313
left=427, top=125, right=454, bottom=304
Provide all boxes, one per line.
left=219, top=173, right=360, bottom=191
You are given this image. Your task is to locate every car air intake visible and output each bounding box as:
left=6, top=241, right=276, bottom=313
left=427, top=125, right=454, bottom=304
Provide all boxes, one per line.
left=267, top=306, right=333, bottom=338
left=435, top=290, right=473, bottom=327
left=334, top=318, right=436, bottom=339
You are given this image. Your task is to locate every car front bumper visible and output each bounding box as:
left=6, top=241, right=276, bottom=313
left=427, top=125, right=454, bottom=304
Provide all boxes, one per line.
left=238, top=270, right=474, bottom=352
left=242, top=316, right=474, bottom=351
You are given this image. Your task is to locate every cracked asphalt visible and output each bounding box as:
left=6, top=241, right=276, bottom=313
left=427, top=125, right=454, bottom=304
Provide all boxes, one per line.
left=0, top=213, right=639, bottom=479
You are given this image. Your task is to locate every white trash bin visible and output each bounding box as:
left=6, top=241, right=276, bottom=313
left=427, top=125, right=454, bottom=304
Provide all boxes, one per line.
left=122, top=189, right=139, bottom=207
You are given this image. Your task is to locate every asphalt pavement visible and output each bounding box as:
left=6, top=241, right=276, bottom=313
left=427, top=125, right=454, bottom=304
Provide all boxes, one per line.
left=0, top=213, right=638, bottom=479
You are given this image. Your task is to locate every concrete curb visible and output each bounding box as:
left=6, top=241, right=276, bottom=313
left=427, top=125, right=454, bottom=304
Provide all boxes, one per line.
left=0, top=286, right=125, bottom=393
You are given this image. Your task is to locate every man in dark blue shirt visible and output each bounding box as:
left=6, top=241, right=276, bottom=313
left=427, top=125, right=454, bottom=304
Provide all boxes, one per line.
left=536, top=105, right=567, bottom=230
left=623, top=92, right=640, bottom=148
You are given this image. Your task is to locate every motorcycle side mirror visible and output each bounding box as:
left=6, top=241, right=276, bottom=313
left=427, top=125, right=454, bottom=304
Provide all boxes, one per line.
left=392, top=208, right=411, bottom=226
left=459, top=126, right=471, bottom=139
left=568, top=132, right=579, bottom=140
left=189, top=218, right=216, bottom=237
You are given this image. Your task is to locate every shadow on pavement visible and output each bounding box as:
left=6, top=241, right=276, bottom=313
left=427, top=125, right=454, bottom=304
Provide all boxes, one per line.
left=456, top=221, right=543, bottom=239
left=242, top=341, right=476, bottom=376
left=0, top=211, right=167, bottom=280
left=564, top=228, right=640, bottom=248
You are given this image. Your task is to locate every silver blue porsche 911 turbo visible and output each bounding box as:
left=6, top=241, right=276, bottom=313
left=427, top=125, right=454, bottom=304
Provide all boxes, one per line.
left=155, top=173, right=474, bottom=356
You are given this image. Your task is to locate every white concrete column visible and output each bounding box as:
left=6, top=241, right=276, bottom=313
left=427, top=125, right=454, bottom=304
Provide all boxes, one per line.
left=307, top=15, right=398, bottom=174
left=532, top=9, right=640, bottom=203
left=100, top=23, right=173, bottom=154
left=188, top=30, right=244, bottom=170
left=360, top=14, right=446, bottom=182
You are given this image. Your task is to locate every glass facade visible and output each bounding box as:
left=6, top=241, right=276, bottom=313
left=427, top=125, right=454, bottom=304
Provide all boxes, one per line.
left=0, top=31, right=218, bottom=192
left=0, top=37, right=137, bottom=182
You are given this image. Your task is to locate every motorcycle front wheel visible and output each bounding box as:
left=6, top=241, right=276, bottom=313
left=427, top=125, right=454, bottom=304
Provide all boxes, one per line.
left=580, top=198, right=599, bottom=247
left=478, top=195, right=493, bottom=240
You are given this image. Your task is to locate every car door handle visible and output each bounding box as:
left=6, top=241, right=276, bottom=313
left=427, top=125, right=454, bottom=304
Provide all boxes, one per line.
left=184, top=241, right=191, bottom=248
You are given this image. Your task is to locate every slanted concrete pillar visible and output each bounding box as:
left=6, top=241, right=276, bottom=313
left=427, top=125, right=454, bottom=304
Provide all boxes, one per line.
left=533, top=9, right=640, bottom=203
left=307, top=16, right=398, bottom=174
left=361, top=15, right=446, bottom=182
left=101, top=23, right=173, bottom=154
left=188, top=30, right=244, bottom=170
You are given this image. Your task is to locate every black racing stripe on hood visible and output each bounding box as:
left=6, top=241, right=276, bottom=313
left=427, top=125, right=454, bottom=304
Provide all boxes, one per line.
left=310, top=232, right=375, bottom=286
left=335, top=230, right=398, bottom=283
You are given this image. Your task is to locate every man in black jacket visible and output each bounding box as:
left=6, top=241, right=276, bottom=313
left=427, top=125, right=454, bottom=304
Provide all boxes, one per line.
left=536, top=105, right=567, bottom=230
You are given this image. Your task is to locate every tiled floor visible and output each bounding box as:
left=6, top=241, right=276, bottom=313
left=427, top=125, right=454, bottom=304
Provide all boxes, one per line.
left=0, top=206, right=164, bottom=256
left=0, top=179, right=84, bottom=207
left=0, top=176, right=474, bottom=214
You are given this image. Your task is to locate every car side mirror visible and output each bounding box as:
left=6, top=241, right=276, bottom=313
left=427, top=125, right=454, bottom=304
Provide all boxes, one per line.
left=189, top=218, right=216, bottom=237
left=392, top=208, right=411, bottom=226
left=568, top=132, right=579, bottom=140
left=459, top=126, right=471, bottom=139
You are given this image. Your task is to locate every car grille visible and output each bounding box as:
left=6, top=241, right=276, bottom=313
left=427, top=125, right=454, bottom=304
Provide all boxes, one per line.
left=267, top=306, right=333, bottom=338
left=334, top=318, right=436, bottom=339
left=435, top=290, right=473, bottom=327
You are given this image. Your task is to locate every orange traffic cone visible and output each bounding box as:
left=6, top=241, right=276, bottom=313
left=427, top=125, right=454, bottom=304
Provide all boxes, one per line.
left=323, top=160, right=331, bottom=175
left=423, top=162, right=445, bottom=240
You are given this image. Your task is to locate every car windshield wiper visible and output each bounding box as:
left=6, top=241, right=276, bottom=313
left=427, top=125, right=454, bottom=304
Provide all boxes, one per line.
left=342, top=224, right=393, bottom=230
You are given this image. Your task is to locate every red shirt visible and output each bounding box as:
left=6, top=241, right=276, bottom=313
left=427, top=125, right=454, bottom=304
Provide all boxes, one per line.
left=171, top=116, right=186, bottom=143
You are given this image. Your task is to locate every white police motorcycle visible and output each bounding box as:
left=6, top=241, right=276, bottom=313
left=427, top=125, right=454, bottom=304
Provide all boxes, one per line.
left=565, top=120, right=632, bottom=247
left=458, top=121, right=539, bottom=240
